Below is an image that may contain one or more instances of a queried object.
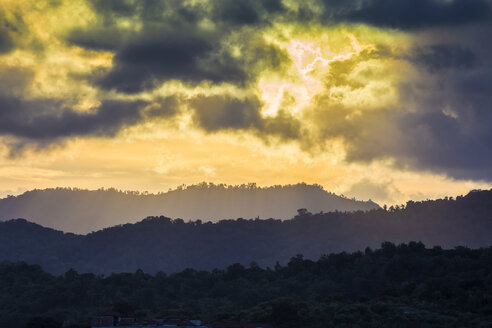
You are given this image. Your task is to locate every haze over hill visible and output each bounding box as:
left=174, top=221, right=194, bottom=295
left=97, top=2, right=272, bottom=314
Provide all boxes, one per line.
left=0, top=183, right=378, bottom=234
left=1, top=189, right=491, bottom=275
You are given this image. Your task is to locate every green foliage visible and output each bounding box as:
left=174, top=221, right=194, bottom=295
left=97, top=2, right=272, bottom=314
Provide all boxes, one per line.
left=2, top=243, right=492, bottom=327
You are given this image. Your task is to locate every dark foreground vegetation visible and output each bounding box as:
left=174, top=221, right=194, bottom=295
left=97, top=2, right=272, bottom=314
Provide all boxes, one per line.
left=1, top=189, right=492, bottom=274
left=2, top=243, right=492, bottom=328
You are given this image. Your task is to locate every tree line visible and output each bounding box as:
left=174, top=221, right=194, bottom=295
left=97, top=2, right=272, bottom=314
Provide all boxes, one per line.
left=1, top=242, right=492, bottom=328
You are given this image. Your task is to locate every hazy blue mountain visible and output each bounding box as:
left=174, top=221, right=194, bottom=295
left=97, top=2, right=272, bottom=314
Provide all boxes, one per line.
left=1, top=189, right=491, bottom=275
left=0, top=183, right=378, bottom=233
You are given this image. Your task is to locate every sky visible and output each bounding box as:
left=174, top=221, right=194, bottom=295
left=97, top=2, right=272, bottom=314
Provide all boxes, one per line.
left=0, top=0, right=491, bottom=205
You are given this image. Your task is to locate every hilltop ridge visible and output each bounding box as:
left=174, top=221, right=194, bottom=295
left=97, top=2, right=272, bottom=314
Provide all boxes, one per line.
left=0, top=183, right=378, bottom=234
left=1, top=189, right=491, bottom=274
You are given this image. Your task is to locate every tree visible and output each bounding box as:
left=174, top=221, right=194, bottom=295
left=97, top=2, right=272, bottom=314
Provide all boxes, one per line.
left=112, top=302, right=134, bottom=316
left=25, top=317, right=62, bottom=328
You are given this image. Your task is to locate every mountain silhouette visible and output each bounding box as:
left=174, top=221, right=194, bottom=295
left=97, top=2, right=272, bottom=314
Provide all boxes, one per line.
left=0, top=183, right=378, bottom=234
left=1, top=189, right=491, bottom=275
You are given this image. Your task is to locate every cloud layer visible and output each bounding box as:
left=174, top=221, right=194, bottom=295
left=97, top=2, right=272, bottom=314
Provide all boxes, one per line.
left=1, top=0, right=492, bottom=183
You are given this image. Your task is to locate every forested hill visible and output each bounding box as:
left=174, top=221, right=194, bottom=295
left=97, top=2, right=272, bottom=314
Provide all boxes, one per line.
left=0, top=183, right=378, bottom=234
left=3, top=244, right=492, bottom=328
left=1, top=189, right=492, bottom=275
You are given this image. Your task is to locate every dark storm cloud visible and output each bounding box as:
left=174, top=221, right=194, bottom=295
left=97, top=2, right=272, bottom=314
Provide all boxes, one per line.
left=89, top=0, right=137, bottom=18
left=67, top=27, right=132, bottom=51
left=397, top=110, right=492, bottom=179
left=0, top=64, right=180, bottom=150
left=337, top=107, right=492, bottom=180
left=97, top=32, right=248, bottom=93
left=95, top=28, right=288, bottom=93
left=413, top=75, right=492, bottom=179
left=412, top=44, right=478, bottom=72
left=67, top=0, right=290, bottom=94
left=214, top=0, right=260, bottom=25
left=68, top=1, right=206, bottom=51
left=189, top=94, right=301, bottom=140
left=262, top=108, right=302, bottom=140
left=261, top=0, right=285, bottom=13
left=0, top=66, right=172, bottom=143
left=394, top=27, right=492, bottom=179
left=308, top=91, right=492, bottom=181
left=86, top=0, right=284, bottom=27
left=0, top=97, right=168, bottom=140
left=334, top=0, right=492, bottom=29
left=190, top=95, right=262, bottom=131
left=0, top=28, right=14, bottom=54
left=212, top=0, right=285, bottom=25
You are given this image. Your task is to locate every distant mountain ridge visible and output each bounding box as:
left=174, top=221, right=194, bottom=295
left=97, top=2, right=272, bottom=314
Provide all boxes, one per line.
left=1, top=189, right=492, bottom=275
left=0, top=183, right=378, bottom=233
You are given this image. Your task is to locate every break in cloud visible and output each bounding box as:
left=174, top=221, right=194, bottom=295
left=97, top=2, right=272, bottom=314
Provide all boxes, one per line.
left=0, top=0, right=492, bottom=202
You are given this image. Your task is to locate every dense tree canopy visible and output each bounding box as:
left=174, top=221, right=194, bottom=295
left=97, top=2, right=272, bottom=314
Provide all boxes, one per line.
left=1, top=243, right=492, bottom=328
